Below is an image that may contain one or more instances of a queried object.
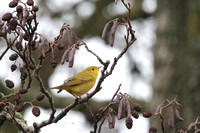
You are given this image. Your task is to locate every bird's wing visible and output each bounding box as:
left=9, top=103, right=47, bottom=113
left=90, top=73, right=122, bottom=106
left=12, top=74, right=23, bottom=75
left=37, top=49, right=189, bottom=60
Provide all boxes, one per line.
left=64, top=76, right=92, bottom=86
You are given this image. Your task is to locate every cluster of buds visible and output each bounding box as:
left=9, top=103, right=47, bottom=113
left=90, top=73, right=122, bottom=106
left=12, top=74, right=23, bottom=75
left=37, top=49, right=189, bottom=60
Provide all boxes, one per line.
left=102, top=18, right=119, bottom=47
left=154, top=97, right=184, bottom=128
left=107, top=108, right=116, bottom=129
left=0, top=86, right=44, bottom=118
left=115, top=93, right=153, bottom=130
left=57, top=24, right=81, bottom=68
left=0, top=0, right=39, bottom=38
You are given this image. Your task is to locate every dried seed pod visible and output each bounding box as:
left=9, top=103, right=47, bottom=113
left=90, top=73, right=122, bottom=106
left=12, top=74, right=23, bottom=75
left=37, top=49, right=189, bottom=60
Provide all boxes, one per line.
left=57, top=43, right=64, bottom=50
left=0, top=26, right=7, bottom=37
left=36, top=93, right=45, bottom=101
left=29, top=64, right=35, bottom=70
left=51, top=59, right=57, bottom=68
left=125, top=117, right=133, bottom=129
left=168, top=108, right=175, bottom=127
left=133, top=104, right=141, bottom=112
left=5, top=79, right=14, bottom=88
left=68, top=47, right=76, bottom=68
left=9, top=53, right=18, bottom=61
left=109, top=19, right=119, bottom=47
left=102, top=21, right=112, bottom=39
left=32, top=5, right=39, bottom=12
left=8, top=19, right=18, bottom=31
left=17, top=12, right=23, bottom=23
left=132, top=111, right=139, bottom=119
left=0, top=102, right=7, bottom=112
left=126, top=98, right=131, bottom=117
left=11, top=64, right=17, bottom=72
left=174, top=108, right=184, bottom=121
left=23, top=33, right=28, bottom=41
left=22, top=17, right=27, bottom=27
left=154, top=103, right=163, bottom=115
left=16, top=5, right=23, bottom=13
left=21, top=72, right=27, bottom=80
left=40, top=44, right=46, bottom=59
left=117, top=98, right=124, bottom=120
left=61, top=49, right=70, bottom=64
left=31, top=41, right=36, bottom=50
left=115, top=94, right=121, bottom=102
left=2, top=12, right=12, bottom=21
left=13, top=93, right=20, bottom=101
left=15, top=103, right=24, bottom=112
left=16, top=42, right=22, bottom=51
left=0, top=21, right=4, bottom=28
left=27, top=16, right=34, bottom=23
left=149, top=127, right=157, bottom=133
left=65, top=28, right=73, bottom=45
left=9, top=0, right=18, bottom=8
left=108, top=114, right=115, bottom=129
left=19, top=88, right=28, bottom=94
left=32, top=106, right=40, bottom=117
left=143, top=112, right=152, bottom=118
left=27, top=0, right=34, bottom=6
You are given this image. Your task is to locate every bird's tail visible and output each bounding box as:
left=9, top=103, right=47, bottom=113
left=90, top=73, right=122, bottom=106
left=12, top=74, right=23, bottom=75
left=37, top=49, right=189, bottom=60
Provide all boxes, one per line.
left=50, top=86, right=65, bottom=93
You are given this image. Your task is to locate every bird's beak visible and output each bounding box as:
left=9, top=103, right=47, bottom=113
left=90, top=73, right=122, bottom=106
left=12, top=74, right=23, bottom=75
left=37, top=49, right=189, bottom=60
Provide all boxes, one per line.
left=98, top=66, right=102, bottom=69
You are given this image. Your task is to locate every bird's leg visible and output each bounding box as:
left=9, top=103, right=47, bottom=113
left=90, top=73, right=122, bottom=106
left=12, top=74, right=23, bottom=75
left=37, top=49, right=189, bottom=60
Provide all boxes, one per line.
left=57, top=89, right=62, bottom=93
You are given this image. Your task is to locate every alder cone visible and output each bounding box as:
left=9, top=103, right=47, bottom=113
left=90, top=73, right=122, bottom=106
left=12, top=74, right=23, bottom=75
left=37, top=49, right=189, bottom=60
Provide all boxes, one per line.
left=32, top=106, right=40, bottom=117
left=2, top=12, right=12, bottom=21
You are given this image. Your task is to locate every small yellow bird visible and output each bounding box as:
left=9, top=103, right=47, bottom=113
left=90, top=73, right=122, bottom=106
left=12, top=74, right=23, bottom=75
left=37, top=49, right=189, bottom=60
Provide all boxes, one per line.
left=51, top=66, right=101, bottom=98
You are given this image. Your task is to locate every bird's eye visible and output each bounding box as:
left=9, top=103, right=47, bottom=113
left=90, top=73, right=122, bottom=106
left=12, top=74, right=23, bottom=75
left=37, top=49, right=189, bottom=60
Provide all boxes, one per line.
left=92, top=68, right=94, bottom=71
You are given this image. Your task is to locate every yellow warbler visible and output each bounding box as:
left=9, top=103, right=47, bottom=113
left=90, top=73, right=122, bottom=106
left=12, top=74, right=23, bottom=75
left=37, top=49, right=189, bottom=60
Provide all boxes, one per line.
left=51, top=66, right=101, bottom=98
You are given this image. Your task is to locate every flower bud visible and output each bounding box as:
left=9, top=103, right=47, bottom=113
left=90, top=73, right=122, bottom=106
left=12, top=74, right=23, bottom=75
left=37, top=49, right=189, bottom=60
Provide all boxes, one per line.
left=5, top=79, right=14, bottom=88
left=125, top=117, right=133, bottom=129
left=32, top=106, right=40, bottom=117
left=2, top=12, right=12, bottom=21
left=16, top=42, right=23, bottom=51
